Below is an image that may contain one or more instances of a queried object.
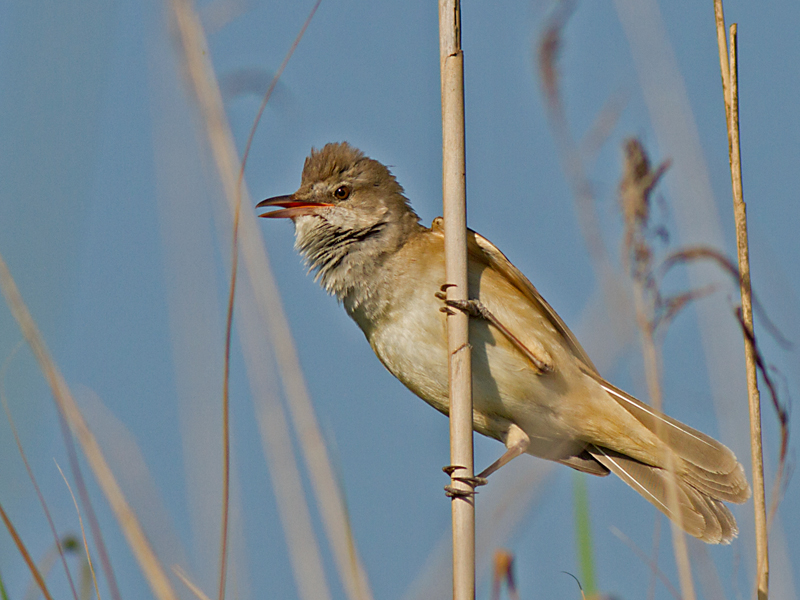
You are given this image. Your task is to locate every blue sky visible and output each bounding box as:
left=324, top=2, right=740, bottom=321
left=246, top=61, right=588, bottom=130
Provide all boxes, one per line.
left=1, top=0, right=798, bottom=599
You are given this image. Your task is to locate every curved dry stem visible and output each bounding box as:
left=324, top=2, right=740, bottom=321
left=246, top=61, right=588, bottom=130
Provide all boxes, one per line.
left=56, top=410, right=122, bottom=600
left=54, top=461, right=102, bottom=600
left=217, top=3, right=321, bottom=597
left=167, top=1, right=373, bottom=599
left=538, top=1, right=613, bottom=267
left=658, top=247, right=791, bottom=349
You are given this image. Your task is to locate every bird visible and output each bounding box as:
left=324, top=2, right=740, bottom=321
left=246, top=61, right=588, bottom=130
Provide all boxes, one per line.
left=257, top=141, right=750, bottom=543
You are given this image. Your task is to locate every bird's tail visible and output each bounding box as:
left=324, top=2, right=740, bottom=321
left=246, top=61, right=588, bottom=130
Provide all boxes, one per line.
left=586, top=375, right=751, bottom=544
left=589, top=445, right=740, bottom=543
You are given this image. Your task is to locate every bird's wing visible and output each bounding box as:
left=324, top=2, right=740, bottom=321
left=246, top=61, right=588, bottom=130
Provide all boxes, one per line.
left=463, top=226, right=599, bottom=373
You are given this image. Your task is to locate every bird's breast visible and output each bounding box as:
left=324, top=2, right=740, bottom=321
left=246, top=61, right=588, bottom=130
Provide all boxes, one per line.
left=345, top=230, right=581, bottom=444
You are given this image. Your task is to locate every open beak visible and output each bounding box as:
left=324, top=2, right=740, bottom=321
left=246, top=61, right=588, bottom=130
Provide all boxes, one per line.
left=256, top=194, right=333, bottom=219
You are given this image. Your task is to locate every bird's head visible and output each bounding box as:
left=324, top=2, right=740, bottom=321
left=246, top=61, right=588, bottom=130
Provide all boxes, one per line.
left=258, top=142, right=421, bottom=297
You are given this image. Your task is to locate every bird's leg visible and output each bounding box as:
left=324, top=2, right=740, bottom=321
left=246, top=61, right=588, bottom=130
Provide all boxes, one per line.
left=435, top=284, right=553, bottom=374
left=476, top=423, right=530, bottom=480
left=442, top=424, right=530, bottom=497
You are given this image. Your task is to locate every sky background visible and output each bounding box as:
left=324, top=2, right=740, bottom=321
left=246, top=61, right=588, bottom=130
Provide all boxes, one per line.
left=0, top=0, right=798, bottom=599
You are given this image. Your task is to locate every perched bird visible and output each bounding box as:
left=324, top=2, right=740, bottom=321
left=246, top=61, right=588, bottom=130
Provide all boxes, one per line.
left=258, top=142, right=750, bottom=543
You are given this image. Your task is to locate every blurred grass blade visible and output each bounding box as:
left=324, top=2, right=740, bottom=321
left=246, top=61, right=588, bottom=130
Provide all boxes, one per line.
left=572, top=473, right=597, bottom=597
left=0, top=252, right=179, bottom=600
left=217, top=2, right=320, bottom=597
left=2, top=344, right=80, bottom=600
left=166, top=0, right=374, bottom=598
left=174, top=566, right=214, bottom=600
left=0, top=568, right=8, bottom=600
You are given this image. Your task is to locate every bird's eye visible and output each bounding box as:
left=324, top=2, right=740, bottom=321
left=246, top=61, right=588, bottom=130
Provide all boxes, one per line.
left=333, top=185, right=350, bottom=200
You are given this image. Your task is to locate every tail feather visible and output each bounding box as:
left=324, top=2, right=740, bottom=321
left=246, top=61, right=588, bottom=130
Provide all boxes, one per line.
left=594, top=376, right=735, bottom=470
left=681, top=461, right=749, bottom=503
left=578, top=373, right=749, bottom=543
left=590, top=375, right=751, bottom=504
left=589, top=446, right=738, bottom=544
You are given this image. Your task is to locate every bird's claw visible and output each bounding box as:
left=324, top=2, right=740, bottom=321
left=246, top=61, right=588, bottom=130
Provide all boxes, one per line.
left=445, top=485, right=476, bottom=498
left=443, top=465, right=486, bottom=497
left=435, top=285, right=486, bottom=320
left=444, top=477, right=485, bottom=498
left=435, top=283, right=456, bottom=301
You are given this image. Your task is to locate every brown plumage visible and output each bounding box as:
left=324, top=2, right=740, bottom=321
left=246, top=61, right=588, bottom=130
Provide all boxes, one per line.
left=258, top=142, right=750, bottom=543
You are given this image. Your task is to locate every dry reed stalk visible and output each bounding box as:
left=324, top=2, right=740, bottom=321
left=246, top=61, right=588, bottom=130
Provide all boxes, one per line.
left=713, top=0, right=731, bottom=127
left=619, top=140, right=696, bottom=600
left=713, top=11, right=769, bottom=597
left=439, top=2, right=475, bottom=599
left=166, top=2, right=374, bottom=599
left=0, top=255, right=178, bottom=600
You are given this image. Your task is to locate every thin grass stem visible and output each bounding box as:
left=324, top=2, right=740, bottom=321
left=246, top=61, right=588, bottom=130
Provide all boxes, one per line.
left=0, top=501, right=55, bottom=600
left=54, top=461, right=102, bottom=600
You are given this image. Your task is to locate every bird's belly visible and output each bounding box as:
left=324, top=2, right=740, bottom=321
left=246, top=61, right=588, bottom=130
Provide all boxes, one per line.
left=366, top=299, right=568, bottom=443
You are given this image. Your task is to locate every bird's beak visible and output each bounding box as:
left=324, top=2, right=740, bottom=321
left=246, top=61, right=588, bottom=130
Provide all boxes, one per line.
left=256, top=194, right=333, bottom=219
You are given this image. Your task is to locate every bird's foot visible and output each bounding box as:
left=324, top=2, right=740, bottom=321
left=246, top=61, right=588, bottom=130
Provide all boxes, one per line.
left=444, top=298, right=490, bottom=319
left=435, top=286, right=553, bottom=374
left=435, top=284, right=489, bottom=319
left=443, top=464, right=487, bottom=498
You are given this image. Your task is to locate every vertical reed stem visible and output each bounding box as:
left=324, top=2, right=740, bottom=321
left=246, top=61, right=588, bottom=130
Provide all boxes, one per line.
left=726, top=23, right=769, bottom=600
left=438, top=2, right=475, bottom=599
